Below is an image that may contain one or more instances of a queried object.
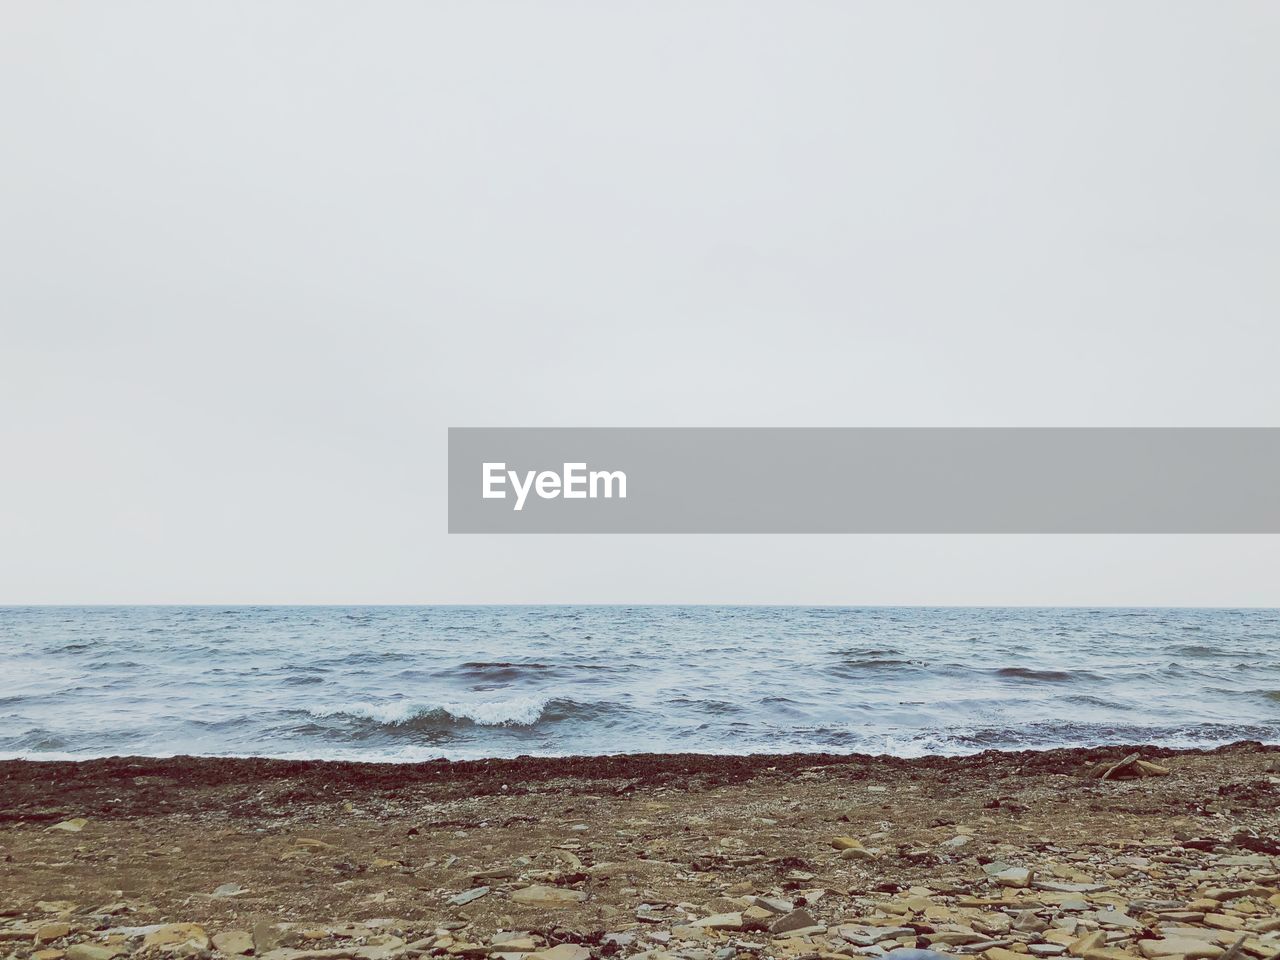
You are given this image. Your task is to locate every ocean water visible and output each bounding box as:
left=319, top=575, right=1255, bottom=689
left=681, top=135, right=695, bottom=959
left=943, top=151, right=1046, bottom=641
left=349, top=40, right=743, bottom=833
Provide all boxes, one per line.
left=1, top=606, right=1277, bottom=762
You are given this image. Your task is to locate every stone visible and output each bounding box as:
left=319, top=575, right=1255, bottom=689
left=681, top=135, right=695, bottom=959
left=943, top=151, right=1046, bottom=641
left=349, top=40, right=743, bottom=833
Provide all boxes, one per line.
left=1069, top=931, right=1106, bottom=956
left=749, top=896, right=794, bottom=914
left=48, top=818, right=88, bottom=833
left=841, top=846, right=878, bottom=860
left=144, top=924, right=210, bottom=952
left=527, top=947, right=589, bottom=960
left=995, top=868, right=1032, bottom=888
left=448, top=886, right=490, bottom=906
left=1014, top=911, right=1049, bottom=934
left=510, top=884, right=587, bottom=906
left=293, top=837, right=337, bottom=852
left=35, top=924, right=72, bottom=944
left=942, top=835, right=972, bottom=848
left=66, top=947, right=122, bottom=960
left=254, top=922, right=286, bottom=954
left=691, top=913, right=743, bottom=930
left=770, top=909, right=818, bottom=934
left=212, top=883, right=248, bottom=897
left=1029, top=947, right=1068, bottom=957
left=1137, top=939, right=1223, bottom=959
left=213, top=931, right=254, bottom=956
left=1203, top=915, right=1243, bottom=931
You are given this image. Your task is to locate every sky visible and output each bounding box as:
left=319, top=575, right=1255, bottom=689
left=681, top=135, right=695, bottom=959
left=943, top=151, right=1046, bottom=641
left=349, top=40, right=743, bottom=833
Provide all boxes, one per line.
left=1, top=1, right=1278, bottom=605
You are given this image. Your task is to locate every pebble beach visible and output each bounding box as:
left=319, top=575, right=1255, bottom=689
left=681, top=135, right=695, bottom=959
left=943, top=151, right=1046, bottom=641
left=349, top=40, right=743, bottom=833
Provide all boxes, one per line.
left=2, top=743, right=1278, bottom=960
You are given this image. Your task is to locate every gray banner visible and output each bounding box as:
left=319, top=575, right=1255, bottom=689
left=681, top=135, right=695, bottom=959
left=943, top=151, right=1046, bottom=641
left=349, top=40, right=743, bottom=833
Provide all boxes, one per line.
left=448, top=428, right=1280, bottom=533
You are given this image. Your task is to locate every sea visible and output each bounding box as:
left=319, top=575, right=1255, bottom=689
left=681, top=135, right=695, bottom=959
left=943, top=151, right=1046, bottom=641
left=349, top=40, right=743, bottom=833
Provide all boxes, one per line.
left=2, top=606, right=1277, bottom=762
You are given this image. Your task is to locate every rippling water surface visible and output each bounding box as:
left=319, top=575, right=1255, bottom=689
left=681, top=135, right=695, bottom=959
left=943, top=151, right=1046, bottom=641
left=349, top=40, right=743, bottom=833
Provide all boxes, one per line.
left=2, top=606, right=1277, bottom=760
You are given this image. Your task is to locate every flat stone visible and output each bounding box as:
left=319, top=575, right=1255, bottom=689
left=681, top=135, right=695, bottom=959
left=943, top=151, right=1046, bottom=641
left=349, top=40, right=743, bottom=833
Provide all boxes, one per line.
left=769, top=909, right=818, bottom=935
left=213, top=931, right=254, bottom=956
left=527, top=947, right=589, bottom=960
left=143, top=924, right=210, bottom=952
left=66, top=947, right=122, bottom=960
left=749, top=897, right=794, bottom=914
left=35, top=924, right=72, bottom=944
left=510, top=884, right=587, bottom=906
left=995, top=868, right=1031, bottom=888
left=1137, top=939, right=1224, bottom=959
left=48, top=818, right=88, bottom=833
left=691, top=913, right=743, bottom=931
left=448, top=887, right=490, bottom=907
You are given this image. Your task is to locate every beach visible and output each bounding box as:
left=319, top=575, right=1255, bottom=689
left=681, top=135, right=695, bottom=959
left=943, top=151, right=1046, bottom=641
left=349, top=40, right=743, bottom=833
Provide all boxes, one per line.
left=2, top=743, right=1278, bottom=960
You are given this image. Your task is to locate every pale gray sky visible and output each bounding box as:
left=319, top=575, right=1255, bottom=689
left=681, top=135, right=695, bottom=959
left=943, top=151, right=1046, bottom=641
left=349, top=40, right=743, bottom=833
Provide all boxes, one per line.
left=2, top=1, right=1278, bottom=604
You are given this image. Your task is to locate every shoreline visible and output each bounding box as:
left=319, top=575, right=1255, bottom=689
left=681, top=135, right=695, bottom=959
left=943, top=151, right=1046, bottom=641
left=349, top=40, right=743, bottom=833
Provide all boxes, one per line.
left=2, top=742, right=1277, bottom=960
left=5, top=742, right=1276, bottom=820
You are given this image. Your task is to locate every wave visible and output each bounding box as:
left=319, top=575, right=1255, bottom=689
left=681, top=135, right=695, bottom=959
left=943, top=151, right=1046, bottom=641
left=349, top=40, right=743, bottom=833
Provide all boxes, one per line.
left=309, top=694, right=564, bottom=728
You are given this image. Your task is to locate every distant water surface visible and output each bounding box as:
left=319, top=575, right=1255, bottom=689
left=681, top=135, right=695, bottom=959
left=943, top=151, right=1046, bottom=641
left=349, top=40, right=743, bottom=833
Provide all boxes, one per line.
left=1, top=606, right=1277, bottom=761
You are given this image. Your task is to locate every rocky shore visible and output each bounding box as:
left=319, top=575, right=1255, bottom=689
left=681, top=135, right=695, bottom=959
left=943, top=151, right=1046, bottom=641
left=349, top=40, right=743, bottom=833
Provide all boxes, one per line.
left=2, top=744, right=1278, bottom=960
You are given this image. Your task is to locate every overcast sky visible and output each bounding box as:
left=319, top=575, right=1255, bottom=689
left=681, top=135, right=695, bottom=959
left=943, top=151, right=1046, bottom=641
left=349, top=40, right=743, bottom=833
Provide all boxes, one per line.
left=2, top=1, right=1278, bottom=604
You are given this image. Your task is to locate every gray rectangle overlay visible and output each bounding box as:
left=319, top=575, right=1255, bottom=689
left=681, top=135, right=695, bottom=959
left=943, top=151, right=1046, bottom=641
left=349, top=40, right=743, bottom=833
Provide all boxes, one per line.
left=448, top=428, right=1280, bottom=533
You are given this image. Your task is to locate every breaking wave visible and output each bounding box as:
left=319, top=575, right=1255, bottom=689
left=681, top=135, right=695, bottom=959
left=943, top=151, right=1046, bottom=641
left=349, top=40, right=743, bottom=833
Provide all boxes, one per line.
left=309, top=694, right=572, bottom=728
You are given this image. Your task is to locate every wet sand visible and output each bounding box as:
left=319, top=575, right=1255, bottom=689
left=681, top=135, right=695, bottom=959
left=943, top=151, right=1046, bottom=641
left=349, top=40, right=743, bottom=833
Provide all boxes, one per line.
left=1, top=743, right=1278, bottom=960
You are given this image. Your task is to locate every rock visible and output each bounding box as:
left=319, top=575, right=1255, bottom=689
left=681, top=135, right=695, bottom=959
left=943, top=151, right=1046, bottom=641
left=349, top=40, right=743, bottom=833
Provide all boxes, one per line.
left=212, top=931, right=254, bottom=956
left=1034, top=882, right=1110, bottom=893
left=510, top=884, right=587, bottom=906
left=1203, top=914, right=1243, bottom=931
left=66, top=946, right=122, bottom=960
left=749, top=896, right=793, bottom=914
left=941, top=835, right=972, bottom=848
left=254, top=922, right=286, bottom=954
left=144, top=924, right=210, bottom=952
left=1069, top=931, right=1106, bottom=956
left=985, top=949, right=1028, bottom=960
left=1013, top=910, right=1049, bottom=933
left=691, top=913, right=743, bottom=930
left=448, top=886, right=490, bottom=906
left=1137, top=939, right=1223, bottom=959
left=527, top=947, right=589, bottom=960
left=292, top=837, right=337, bottom=852
left=886, top=951, right=955, bottom=960
left=48, top=818, right=88, bottom=833
left=35, top=902, right=77, bottom=915
left=211, top=883, right=248, bottom=897
left=995, top=867, right=1032, bottom=888
left=1029, top=947, right=1068, bottom=957
left=769, top=909, right=817, bottom=934
left=670, top=926, right=708, bottom=941
left=35, top=924, right=72, bottom=944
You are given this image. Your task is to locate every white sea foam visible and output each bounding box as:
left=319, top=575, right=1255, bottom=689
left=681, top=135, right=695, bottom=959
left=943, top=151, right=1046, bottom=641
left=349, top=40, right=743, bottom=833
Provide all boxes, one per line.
left=309, top=694, right=554, bottom=727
